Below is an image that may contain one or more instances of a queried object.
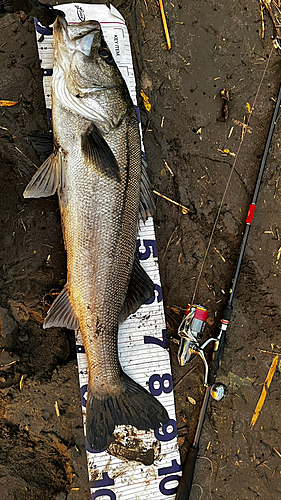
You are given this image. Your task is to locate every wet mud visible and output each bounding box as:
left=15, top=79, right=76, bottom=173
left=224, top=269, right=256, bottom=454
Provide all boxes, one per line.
left=0, top=0, right=281, bottom=499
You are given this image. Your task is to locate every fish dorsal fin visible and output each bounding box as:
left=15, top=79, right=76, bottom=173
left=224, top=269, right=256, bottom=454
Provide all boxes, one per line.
left=81, top=124, right=121, bottom=182
left=43, top=285, right=79, bottom=330
left=139, top=158, right=156, bottom=222
left=23, top=153, right=58, bottom=199
left=119, top=253, right=154, bottom=323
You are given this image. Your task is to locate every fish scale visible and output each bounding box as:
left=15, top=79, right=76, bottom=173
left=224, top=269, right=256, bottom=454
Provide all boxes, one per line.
left=59, top=102, right=138, bottom=391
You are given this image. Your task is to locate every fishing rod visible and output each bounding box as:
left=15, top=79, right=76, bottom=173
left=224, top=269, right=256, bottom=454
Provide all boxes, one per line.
left=175, top=75, right=281, bottom=500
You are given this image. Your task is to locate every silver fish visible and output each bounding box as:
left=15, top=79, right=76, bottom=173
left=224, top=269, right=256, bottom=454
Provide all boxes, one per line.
left=24, top=15, right=169, bottom=450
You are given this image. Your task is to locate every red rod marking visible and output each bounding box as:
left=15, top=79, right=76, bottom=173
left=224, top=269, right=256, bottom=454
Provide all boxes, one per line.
left=246, top=204, right=256, bottom=224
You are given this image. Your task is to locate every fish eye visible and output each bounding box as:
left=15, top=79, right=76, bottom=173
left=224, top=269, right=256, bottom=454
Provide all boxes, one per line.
left=99, top=47, right=113, bottom=64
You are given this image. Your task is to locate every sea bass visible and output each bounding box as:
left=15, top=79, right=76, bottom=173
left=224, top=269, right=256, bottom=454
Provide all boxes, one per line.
left=23, top=15, right=169, bottom=450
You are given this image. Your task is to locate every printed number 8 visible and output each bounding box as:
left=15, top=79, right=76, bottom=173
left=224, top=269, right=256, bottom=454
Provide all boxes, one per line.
left=149, top=373, right=173, bottom=397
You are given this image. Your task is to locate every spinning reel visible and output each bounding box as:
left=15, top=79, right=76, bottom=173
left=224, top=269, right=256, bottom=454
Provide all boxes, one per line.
left=177, top=304, right=227, bottom=401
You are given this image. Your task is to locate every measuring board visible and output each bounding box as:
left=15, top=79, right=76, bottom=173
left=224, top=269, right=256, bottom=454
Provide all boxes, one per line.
left=35, top=4, right=182, bottom=499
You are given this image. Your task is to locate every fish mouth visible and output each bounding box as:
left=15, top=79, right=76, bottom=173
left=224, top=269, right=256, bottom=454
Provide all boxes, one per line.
left=54, top=15, right=101, bottom=57
left=55, top=14, right=101, bottom=41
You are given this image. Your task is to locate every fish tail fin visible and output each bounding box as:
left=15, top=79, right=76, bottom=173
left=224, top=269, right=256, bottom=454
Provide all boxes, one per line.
left=86, top=372, right=169, bottom=451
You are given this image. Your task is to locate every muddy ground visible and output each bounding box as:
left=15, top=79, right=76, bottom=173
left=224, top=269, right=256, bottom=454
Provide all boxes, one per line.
left=0, top=0, right=281, bottom=498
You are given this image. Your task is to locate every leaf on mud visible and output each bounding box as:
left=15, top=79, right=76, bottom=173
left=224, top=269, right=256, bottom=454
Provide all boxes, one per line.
left=0, top=99, right=19, bottom=107
left=217, top=148, right=236, bottom=157
left=187, top=396, right=196, bottom=405
left=250, top=355, right=278, bottom=428
left=246, top=102, right=251, bottom=113
left=140, top=90, right=151, bottom=112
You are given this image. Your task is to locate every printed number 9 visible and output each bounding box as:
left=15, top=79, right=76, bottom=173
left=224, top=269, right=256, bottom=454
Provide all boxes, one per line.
left=155, top=419, right=177, bottom=442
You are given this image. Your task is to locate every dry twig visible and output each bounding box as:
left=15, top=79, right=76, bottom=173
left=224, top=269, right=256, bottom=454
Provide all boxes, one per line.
left=259, top=0, right=265, bottom=39
left=158, top=0, right=171, bottom=50
left=174, top=363, right=199, bottom=389
left=162, top=226, right=178, bottom=261
left=250, top=355, right=278, bottom=428
left=153, top=190, right=190, bottom=213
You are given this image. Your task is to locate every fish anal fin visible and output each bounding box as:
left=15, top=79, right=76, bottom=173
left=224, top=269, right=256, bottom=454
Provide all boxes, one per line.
left=23, top=153, right=58, bottom=199
left=81, top=124, right=121, bottom=182
left=43, top=285, right=79, bottom=330
left=119, top=253, right=154, bottom=323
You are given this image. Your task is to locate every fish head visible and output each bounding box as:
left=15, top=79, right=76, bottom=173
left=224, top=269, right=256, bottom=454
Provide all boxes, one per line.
left=53, top=15, right=128, bottom=122
left=53, top=15, right=101, bottom=69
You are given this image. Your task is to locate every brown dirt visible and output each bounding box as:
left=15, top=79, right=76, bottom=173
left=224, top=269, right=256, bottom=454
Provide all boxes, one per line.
left=0, top=1, right=281, bottom=499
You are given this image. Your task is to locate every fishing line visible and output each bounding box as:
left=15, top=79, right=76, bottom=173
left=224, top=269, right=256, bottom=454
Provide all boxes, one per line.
left=191, top=43, right=275, bottom=305
left=191, top=484, right=203, bottom=500
left=198, top=456, right=213, bottom=500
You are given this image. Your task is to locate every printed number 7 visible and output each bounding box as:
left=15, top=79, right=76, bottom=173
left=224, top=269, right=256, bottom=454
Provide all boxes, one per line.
left=144, top=329, right=168, bottom=349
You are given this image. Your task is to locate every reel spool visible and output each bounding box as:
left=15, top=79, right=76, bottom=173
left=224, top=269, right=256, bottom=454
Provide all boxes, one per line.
left=177, top=304, right=227, bottom=400
left=177, top=304, right=208, bottom=366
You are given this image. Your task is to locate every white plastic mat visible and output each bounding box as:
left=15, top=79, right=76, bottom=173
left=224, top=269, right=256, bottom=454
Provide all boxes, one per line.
left=35, top=4, right=182, bottom=498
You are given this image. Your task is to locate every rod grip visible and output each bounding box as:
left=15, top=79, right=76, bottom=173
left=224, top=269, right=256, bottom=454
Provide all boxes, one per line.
left=208, top=304, right=231, bottom=386
left=222, top=303, right=233, bottom=321
left=175, top=446, right=199, bottom=500
left=209, top=330, right=226, bottom=386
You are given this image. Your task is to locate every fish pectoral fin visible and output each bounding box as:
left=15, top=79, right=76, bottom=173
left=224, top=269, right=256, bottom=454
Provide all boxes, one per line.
left=140, top=157, right=156, bottom=222
left=81, top=124, right=121, bottom=182
left=23, top=153, right=58, bottom=198
left=119, top=253, right=154, bottom=323
left=43, top=285, right=79, bottom=330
